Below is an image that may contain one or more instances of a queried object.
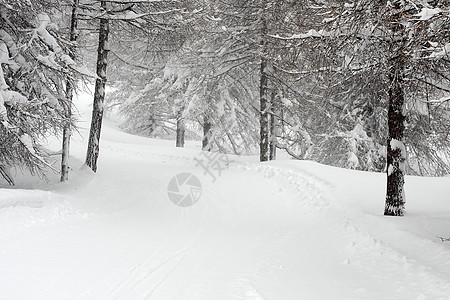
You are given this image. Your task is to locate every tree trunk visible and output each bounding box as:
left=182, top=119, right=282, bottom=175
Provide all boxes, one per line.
left=61, top=0, right=79, bottom=181
left=202, top=115, right=212, bottom=151
left=226, top=131, right=240, bottom=155
left=86, top=0, right=109, bottom=172
left=384, top=4, right=406, bottom=216
left=384, top=54, right=406, bottom=216
left=269, top=90, right=277, bottom=160
left=0, top=165, right=14, bottom=185
left=176, top=107, right=185, bottom=147
left=260, top=58, right=269, bottom=162
left=259, top=1, right=269, bottom=162
left=61, top=87, right=73, bottom=180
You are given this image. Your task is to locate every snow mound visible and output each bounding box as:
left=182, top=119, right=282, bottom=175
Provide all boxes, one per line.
left=0, top=189, right=89, bottom=232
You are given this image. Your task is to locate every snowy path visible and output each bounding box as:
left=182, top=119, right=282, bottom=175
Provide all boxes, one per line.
left=1, top=122, right=450, bottom=299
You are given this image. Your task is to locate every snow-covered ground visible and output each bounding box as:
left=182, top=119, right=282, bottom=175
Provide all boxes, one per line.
left=1, top=92, right=449, bottom=300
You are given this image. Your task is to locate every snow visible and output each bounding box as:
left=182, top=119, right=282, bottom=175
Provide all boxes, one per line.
left=18, top=133, right=35, bottom=155
left=35, top=13, right=62, bottom=53
left=347, top=151, right=359, bottom=168
left=415, top=7, right=442, bottom=21
left=431, top=95, right=450, bottom=104
left=390, top=138, right=407, bottom=159
left=0, top=92, right=449, bottom=299
left=270, top=29, right=331, bottom=40
left=41, top=85, right=59, bottom=107
left=348, top=123, right=369, bottom=140
left=429, top=43, right=450, bottom=59
left=388, top=139, right=407, bottom=175
left=344, top=3, right=354, bottom=8
left=0, top=93, right=6, bottom=117
left=387, top=164, right=394, bottom=176
left=30, top=14, right=96, bottom=78
left=280, top=97, right=292, bottom=107
left=0, top=38, right=28, bottom=119
left=216, top=98, right=225, bottom=116
left=0, top=41, right=10, bottom=90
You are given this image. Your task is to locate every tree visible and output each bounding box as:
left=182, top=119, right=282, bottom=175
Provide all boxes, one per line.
left=107, top=1, right=259, bottom=153
left=305, top=0, right=450, bottom=215
left=0, top=0, right=78, bottom=184
left=384, top=1, right=407, bottom=216
left=85, top=0, right=110, bottom=172
left=83, top=0, right=185, bottom=171
left=110, top=0, right=315, bottom=158
left=202, top=114, right=212, bottom=151
left=61, top=0, right=80, bottom=181
left=259, top=0, right=270, bottom=161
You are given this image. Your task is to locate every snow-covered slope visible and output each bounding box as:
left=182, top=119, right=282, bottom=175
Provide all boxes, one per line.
left=0, top=93, right=449, bottom=300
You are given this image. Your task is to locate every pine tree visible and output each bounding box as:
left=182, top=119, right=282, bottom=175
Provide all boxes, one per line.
left=298, top=0, right=450, bottom=215
left=0, top=1, right=78, bottom=184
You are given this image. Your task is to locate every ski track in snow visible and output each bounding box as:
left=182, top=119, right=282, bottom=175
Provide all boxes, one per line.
left=231, top=162, right=450, bottom=299
left=1, top=123, right=449, bottom=299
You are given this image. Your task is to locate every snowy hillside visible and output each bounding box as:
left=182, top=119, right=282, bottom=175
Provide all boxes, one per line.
left=0, top=94, right=449, bottom=300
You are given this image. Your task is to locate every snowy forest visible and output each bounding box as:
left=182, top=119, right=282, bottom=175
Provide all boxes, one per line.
left=1, top=1, right=450, bottom=299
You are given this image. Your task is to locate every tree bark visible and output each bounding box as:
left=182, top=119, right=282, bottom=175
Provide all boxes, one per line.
left=86, top=0, right=109, bottom=172
left=384, top=54, right=406, bottom=216
left=176, top=107, right=185, bottom=147
left=269, top=90, right=277, bottom=160
left=259, top=0, right=269, bottom=162
left=202, top=115, right=212, bottom=151
left=384, top=3, right=406, bottom=216
left=61, top=0, right=79, bottom=181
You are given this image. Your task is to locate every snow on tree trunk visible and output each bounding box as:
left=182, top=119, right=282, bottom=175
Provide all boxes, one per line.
left=176, top=107, right=185, bottom=148
left=384, top=4, right=406, bottom=216
left=259, top=2, right=269, bottom=162
left=384, top=55, right=406, bottom=216
left=61, top=0, right=79, bottom=181
left=86, top=0, right=109, bottom=172
left=202, top=115, right=212, bottom=151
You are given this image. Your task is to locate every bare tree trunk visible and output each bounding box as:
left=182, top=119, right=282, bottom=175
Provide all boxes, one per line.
left=226, top=131, right=240, bottom=155
left=86, top=0, right=109, bottom=172
left=269, top=90, right=277, bottom=160
left=0, top=165, right=14, bottom=185
left=260, top=58, right=269, bottom=162
left=176, top=107, right=185, bottom=147
left=202, top=115, right=212, bottom=151
left=61, top=0, right=79, bottom=181
left=259, top=0, right=269, bottom=162
left=384, top=3, right=406, bottom=216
